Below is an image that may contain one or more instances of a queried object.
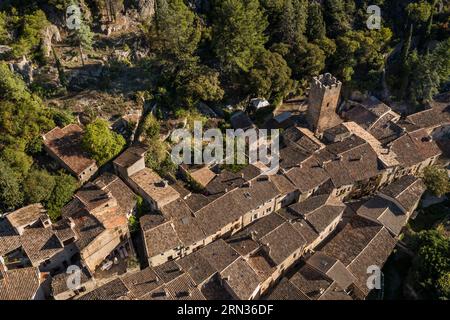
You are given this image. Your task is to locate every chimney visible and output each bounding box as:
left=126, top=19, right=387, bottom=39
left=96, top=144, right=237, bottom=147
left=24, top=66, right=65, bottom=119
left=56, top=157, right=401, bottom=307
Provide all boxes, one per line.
left=160, top=180, right=169, bottom=188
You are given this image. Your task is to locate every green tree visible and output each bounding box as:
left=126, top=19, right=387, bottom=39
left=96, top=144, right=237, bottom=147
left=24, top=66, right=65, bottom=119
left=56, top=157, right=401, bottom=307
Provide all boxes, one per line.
left=0, top=62, right=54, bottom=150
left=52, top=108, right=75, bottom=128
left=406, top=1, right=432, bottom=24
left=212, top=0, right=268, bottom=74
left=175, top=108, right=208, bottom=130
left=73, top=21, right=94, bottom=66
left=408, top=39, right=450, bottom=104
left=0, top=160, right=24, bottom=212
left=174, top=62, right=224, bottom=107
left=248, top=50, right=293, bottom=104
left=143, top=113, right=160, bottom=141
left=324, top=0, right=355, bottom=37
left=422, top=165, right=450, bottom=197
left=411, top=230, right=450, bottom=299
left=0, top=11, right=9, bottom=43
left=332, top=28, right=392, bottom=87
left=45, top=172, right=78, bottom=221
left=144, top=139, right=176, bottom=178
left=285, top=42, right=326, bottom=81
left=153, top=0, right=201, bottom=59
left=0, top=147, right=33, bottom=177
left=23, top=169, right=56, bottom=204
left=82, top=118, right=126, bottom=166
left=307, top=2, right=326, bottom=42
left=11, top=10, right=49, bottom=58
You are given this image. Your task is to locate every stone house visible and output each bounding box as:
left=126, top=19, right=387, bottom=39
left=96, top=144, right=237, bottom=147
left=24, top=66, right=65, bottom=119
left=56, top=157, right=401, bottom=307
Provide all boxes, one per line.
left=43, top=124, right=98, bottom=182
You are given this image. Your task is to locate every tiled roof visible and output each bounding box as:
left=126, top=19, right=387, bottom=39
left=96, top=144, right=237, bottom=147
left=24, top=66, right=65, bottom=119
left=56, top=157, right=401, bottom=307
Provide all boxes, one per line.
left=379, top=175, right=426, bottom=214
left=130, top=168, right=180, bottom=207
left=239, top=213, right=286, bottom=241
left=189, top=166, right=216, bottom=188
left=122, top=268, right=163, bottom=299
left=176, top=251, right=216, bottom=286
left=220, top=257, right=261, bottom=300
left=5, top=204, right=46, bottom=231
left=321, top=216, right=386, bottom=266
left=198, top=240, right=240, bottom=273
left=51, top=266, right=91, bottom=296
left=78, top=278, right=128, bottom=300
left=74, top=183, right=112, bottom=212
left=322, top=142, right=382, bottom=188
left=143, top=220, right=182, bottom=258
left=153, top=261, right=184, bottom=283
left=390, top=129, right=441, bottom=167
left=160, top=198, right=193, bottom=220
left=264, top=278, right=309, bottom=300
left=195, top=180, right=280, bottom=236
left=282, top=127, right=324, bottom=154
left=357, top=197, right=406, bottom=236
left=43, top=124, right=96, bottom=175
left=66, top=209, right=105, bottom=251
left=288, top=195, right=330, bottom=216
left=260, top=222, right=306, bottom=265
left=20, top=227, right=64, bottom=265
left=0, top=234, right=21, bottom=256
left=307, top=252, right=356, bottom=290
left=0, top=267, right=41, bottom=300
left=172, top=215, right=205, bottom=246
left=165, top=273, right=205, bottom=300
left=94, top=173, right=137, bottom=218
left=347, top=227, right=397, bottom=296
left=270, top=174, right=297, bottom=196
left=319, top=282, right=353, bottom=300
left=113, top=143, right=147, bottom=168
left=288, top=195, right=345, bottom=234
left=279, top=145, right=310, bottom=169
left=205, top=170, right=245, bottom=195
left=285, top=157, right=329, bottom=193
left=289, top=264, right=333, bottom=300
left=406, top=100, right=450, bottom=130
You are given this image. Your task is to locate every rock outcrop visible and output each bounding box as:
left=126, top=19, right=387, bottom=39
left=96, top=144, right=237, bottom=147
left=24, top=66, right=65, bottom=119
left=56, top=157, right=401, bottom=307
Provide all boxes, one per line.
left=10, top=56, right=34, bottom=84
left=41, top=24, right=62, bottom=58
left=136, top=0, right=156, bottom=20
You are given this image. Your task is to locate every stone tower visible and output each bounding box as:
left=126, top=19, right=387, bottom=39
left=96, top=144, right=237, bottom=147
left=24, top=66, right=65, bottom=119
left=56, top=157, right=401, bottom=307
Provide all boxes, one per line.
left=307, top=73, right=343, bottom=136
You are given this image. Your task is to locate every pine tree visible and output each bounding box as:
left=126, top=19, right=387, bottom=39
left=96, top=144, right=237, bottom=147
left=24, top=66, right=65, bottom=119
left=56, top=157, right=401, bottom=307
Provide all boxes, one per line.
left=212, top=0, right=268, bottom=74
left=324, top=0, right=355, bottom=37
left=73, top=22, right=93, bottom=66
left=154, top=0, right=201, bottom=60
left=307, top=2, right=326, bottom=42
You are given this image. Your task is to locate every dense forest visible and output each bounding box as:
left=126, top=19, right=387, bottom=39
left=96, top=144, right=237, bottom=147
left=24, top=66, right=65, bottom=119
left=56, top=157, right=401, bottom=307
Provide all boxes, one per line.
left=0, top=0, right=449, bottom=300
